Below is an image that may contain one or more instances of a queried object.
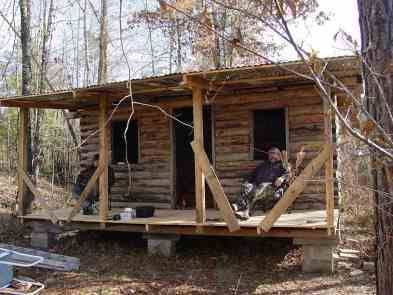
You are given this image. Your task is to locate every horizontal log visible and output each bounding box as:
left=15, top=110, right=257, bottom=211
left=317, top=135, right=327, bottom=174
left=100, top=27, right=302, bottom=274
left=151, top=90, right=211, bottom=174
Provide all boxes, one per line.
left=216, top=97, right=321, bottom=113
left=215, top=112, right=250, bottom=121
left=215, top=136, right=249, bottom=146
left=289, top=134, right=325, bottom=143
left=215, top=160, right=258, bottom=170
left=216, top=128, right=250, bottom=137
left=140, top=155, right=170, bottom=162
left=288, top=104, right=323, bottom=116
left=128, top=194, right=172, bottom=203
left=215, top=153, right=250, bottom=162
left=289, top=114, right=325, bottom=126
left=215, top=145, right=250, bottom=154
left=114, top=171, right=171, bottom=179
left=215, top=89, right=321, bottom=107
left=215, top=120, right=249, bottom=129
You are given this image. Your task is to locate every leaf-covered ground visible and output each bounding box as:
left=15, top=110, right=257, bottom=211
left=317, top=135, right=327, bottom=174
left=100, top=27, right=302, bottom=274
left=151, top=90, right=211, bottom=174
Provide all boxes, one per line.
left=0, top=174, right=376, bottom=294
left=7, top=232, right=375, bottom=295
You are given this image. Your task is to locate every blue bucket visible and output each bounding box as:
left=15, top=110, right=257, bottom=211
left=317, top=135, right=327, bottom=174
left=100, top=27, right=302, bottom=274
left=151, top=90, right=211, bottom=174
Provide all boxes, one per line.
left=0, top=264, right=13, bottom=288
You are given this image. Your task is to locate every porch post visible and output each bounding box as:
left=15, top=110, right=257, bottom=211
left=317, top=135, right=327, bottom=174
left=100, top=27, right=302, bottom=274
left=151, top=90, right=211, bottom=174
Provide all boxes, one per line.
left=192, top=87, right=206, bottom=224
left=323, top=96, right=334, bottom=235
left=17, top=107, right=29, bottom=217
left=99, top=96, right=109, bottom=226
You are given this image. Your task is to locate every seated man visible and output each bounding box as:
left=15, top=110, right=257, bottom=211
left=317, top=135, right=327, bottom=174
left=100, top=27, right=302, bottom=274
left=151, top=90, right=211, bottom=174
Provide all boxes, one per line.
left=73, top=154, right=115, bottom=214
left=232, top=147, right=288, bottom=220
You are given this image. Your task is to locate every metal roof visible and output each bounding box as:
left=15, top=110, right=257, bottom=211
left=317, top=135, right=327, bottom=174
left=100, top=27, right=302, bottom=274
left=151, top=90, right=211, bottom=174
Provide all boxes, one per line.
left=0, top=56, right=360, bottom=110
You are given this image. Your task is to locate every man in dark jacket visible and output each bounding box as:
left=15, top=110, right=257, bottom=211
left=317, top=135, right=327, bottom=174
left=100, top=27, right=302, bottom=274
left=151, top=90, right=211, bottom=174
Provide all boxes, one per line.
left=73, top=154, right=115, bottom=214
left=232, top=147, right=288, bottom=220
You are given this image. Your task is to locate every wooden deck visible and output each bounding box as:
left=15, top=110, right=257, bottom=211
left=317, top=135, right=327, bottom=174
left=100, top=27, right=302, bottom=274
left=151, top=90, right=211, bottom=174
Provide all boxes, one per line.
left=21, top=209, right=339, bottom=239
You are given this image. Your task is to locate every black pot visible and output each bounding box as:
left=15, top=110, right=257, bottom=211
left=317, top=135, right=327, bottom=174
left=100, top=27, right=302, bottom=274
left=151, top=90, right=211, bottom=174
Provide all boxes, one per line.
left=135, top=206, right=155, bottom=218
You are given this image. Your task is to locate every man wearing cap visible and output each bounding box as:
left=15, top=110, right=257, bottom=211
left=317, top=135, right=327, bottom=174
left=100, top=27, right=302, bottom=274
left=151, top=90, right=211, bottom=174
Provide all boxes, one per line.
left=232, top=147, right=289, bottom=220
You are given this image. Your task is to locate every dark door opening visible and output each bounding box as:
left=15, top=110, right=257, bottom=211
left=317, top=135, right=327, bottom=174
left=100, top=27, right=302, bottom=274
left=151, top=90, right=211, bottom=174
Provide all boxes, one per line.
left=174, top=106, right=214, bottom=209
left=111, top=120, right=139, bottom=164
left=253, top=108, right=287, bottom=160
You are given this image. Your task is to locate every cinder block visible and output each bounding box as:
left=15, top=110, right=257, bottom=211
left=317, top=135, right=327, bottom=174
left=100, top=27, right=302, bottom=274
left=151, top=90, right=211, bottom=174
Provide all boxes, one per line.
left=31, top=232, right=54, bottom=249
left=302, top=244, right=334, bottom=273
left=143, top=234, right=179, bottom=257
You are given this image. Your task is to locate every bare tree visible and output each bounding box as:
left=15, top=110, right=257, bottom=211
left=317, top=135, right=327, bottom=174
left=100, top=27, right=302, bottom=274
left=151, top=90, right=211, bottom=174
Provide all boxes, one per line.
left=32, top=0, right=55, bottom=180
left=83, top=0, right=90, bottom=86
left=97, top=0, right=108, bottom=84
left=19, top=0, right=32, bottom=96
left=19, top=0, right=33, bottom=209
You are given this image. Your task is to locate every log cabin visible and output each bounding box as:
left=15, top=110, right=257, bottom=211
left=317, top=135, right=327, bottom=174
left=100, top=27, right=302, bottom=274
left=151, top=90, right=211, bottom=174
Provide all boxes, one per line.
left=0, top=56, right=361, bottom=272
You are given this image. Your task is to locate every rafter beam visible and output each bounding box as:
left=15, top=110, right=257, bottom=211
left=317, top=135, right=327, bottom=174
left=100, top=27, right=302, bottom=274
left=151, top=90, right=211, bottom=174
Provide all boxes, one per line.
left=182, top=75, right=222, bottom=92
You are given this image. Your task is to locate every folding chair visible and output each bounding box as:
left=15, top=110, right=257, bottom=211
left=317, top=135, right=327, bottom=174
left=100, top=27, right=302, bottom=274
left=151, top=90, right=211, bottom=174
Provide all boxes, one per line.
left=0, top=248, right=45, bottom=295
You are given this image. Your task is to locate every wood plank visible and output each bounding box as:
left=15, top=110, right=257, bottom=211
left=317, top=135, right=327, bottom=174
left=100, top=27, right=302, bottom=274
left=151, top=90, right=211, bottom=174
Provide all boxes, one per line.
left=258, top=144, right=333, bottom=233
left=191, top=141, right=240, bottom=232
left=324, top=96, right=335, bottom=235
left=192, top=87, right=206, bottom=224
left=18, top=167, right=58, bottom=224
left=67, top=166, right=104, bottom=222
left=17, top=108, right=28, bottom=217
left=99, top=97, right=109, bottom=227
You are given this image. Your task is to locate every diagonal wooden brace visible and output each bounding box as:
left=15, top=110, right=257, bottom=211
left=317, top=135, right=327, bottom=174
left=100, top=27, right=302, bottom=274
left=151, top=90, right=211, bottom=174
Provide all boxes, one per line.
left=191, top=141, right=240, bottom=232
left=67, top=165, right=104, bottom=222
left=18, top=167, right=58, bottom=224
left=258, top=144, right=333, bottom=233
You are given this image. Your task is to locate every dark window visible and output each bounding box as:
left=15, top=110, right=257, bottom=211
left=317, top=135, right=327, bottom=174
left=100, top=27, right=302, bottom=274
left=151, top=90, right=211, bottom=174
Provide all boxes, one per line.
left=112, top=120, right=139, bottom=164
left=253, top=109, right=286, bottom=160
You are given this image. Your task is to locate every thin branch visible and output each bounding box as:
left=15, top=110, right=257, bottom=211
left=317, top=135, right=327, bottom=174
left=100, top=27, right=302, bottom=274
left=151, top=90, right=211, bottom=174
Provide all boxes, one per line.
left=272, top=0, right=393, bottom=161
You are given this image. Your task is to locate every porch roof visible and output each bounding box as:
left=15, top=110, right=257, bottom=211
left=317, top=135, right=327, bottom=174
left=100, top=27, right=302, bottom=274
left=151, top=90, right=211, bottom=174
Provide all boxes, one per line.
left=0, top=56, right=360, bottom=110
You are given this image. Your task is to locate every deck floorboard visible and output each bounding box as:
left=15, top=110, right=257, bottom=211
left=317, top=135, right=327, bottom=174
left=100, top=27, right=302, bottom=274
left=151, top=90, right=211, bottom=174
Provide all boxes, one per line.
left=22, top=208, right=338, bottom=229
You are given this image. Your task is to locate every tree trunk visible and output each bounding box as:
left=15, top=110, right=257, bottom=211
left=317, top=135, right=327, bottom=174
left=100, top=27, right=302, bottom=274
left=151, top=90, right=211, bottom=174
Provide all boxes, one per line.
left=97, top=0, right=108, bottom=84
left=358, top=1, right=393, bottom=294
left=39, top=0, right=54, bottom=93
left=19, top=0, right=34, bottom=209
left=20, top=0, right=32, bottom=96
left=176, top=17, right=182, bottom=72
left=83, top=0, right=90, bottom=85
left=32, top=0, right=54, bottom=180
left=211, top=8, right=222, bottom=68
left=144, top=0, right=156, bottom=75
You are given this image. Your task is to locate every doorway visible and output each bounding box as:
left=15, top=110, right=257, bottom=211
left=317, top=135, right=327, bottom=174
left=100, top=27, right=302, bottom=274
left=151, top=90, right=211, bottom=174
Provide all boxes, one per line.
left=173, top=106, right=214, bottom=209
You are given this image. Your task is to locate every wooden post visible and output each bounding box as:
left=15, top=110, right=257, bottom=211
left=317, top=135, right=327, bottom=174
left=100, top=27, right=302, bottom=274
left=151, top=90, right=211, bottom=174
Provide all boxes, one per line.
left=192, top=87, right=206, bottom=224
left=191, top=141, right=240, bottom=232
left=17, top=108, right=29, bottom=217
left=324, top=97, right=335, bottom=235
left=99, top=97, right=109, bottom=226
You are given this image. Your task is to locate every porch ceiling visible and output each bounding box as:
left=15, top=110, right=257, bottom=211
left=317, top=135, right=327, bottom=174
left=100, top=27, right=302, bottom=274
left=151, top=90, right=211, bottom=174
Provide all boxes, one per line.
left=0, top=56, right=360, bottom=110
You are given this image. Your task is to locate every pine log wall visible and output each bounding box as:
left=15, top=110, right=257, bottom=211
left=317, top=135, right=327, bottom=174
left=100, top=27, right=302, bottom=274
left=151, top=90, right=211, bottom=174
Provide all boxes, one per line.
left=214, top=86, right=332, bottom=210
left=78, top=84, right=337, bottom=211
left=79, top=106, right=173, bottom=208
